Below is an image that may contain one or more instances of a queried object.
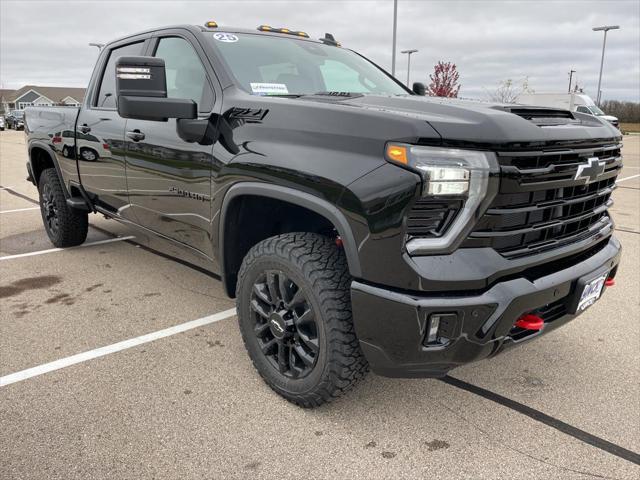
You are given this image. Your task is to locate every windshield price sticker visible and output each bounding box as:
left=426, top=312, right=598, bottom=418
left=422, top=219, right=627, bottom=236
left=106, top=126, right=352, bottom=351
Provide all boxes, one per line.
left=213, top=33, right=239, bottom=43
left=250, top=83, right=289, bottom=95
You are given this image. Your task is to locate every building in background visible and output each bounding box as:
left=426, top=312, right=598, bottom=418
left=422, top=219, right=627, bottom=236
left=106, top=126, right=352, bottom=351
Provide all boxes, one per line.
left=0, top=86, right=85, bottom=113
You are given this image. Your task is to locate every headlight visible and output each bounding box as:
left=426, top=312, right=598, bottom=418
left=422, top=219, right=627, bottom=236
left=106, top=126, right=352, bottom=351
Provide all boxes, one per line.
left=385, top=143, right=498, bottom=254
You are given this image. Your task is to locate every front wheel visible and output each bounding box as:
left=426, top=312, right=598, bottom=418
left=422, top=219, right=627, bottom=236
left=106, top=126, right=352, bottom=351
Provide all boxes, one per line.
left=80, top=148, right=97, bottom=161
left=236, top=232, right=368, bottom=407
left=38, top=168, right=88, bottom=247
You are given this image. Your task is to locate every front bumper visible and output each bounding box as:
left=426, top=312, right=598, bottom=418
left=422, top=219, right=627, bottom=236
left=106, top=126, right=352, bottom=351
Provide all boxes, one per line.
left=351, top=236, right=621, bottom=378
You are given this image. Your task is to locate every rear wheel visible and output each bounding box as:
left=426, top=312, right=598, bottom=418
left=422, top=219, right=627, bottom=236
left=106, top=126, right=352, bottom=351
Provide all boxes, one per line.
left=236, top=232, right=368, bottom=407
left=38, top=168, right=88, bottom=247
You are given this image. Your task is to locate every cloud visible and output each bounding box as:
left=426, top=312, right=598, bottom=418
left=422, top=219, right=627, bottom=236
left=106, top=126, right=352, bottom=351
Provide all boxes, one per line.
left=1, top=0, right=638, bottom=101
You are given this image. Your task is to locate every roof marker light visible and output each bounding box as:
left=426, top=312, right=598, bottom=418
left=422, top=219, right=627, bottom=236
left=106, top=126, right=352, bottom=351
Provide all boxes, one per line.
left=204, top=21, right=218, bottom=28
left=257, top=25, right=309, bottom=38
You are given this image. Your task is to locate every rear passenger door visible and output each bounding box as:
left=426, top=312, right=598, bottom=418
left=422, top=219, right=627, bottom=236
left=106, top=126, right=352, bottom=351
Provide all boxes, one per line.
left=124, top=32, right=219, bottom=255
left=76, top=39, right=147, bottom=216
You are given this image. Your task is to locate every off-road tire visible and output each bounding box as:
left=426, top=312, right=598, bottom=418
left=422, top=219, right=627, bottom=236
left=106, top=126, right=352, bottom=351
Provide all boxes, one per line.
left=236, top=232, right=369, bottom=407
left=38, top=168, right=88, bottom=247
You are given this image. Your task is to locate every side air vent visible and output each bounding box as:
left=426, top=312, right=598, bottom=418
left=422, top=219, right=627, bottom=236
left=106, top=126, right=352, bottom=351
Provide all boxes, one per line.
left=406, top=199, right=462, bottom=237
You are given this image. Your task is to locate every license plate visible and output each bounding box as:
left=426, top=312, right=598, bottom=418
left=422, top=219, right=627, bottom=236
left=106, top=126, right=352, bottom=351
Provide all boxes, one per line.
left=577, top=272, right=608, bottom=312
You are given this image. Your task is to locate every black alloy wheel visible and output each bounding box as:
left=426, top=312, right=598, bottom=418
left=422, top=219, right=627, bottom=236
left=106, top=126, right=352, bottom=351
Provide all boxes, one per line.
left=38, top=168, right=88, bottom=247
left=236, top=232, right=369, bottom=408
left=251, top=270, right=319, bottom=378
left=41, top=181, right=60, bottom=237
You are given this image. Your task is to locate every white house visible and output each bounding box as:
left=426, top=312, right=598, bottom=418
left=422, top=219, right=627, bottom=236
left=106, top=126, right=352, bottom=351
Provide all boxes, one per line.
left=0, top=85, right=86, bottom=113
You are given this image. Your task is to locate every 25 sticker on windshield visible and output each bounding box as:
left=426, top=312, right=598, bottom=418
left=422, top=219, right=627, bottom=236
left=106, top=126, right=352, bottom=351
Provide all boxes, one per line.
left=213, top=33, right=238, bottom=43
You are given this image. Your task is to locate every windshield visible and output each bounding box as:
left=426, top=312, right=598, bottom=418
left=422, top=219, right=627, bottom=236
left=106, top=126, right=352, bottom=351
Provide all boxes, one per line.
left=11, top=111, right=24, bottom=118
left=588, top=105, right=605, bottom=116
left=210, top=33, right=408, bottom=96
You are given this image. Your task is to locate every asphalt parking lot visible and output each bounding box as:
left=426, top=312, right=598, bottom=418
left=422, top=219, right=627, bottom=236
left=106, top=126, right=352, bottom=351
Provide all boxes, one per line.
left=1, top=129, right=639, bottom=479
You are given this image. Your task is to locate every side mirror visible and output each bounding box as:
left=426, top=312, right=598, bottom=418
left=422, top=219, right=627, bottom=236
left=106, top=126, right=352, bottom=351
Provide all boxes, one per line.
left=412, top=82, right=426, bottom=96
left=116, top=56, right=196, bottom=121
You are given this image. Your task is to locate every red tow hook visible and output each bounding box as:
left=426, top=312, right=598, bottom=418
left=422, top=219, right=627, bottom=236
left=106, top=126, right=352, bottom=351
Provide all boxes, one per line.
left=514, top=314, right=544, bottom=331
left=605, top=277, right=615, bottom=287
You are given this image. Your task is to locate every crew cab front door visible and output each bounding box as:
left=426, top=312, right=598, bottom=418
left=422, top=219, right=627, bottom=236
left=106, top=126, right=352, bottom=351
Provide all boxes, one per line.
left=124, top=34, right=219, bottom=256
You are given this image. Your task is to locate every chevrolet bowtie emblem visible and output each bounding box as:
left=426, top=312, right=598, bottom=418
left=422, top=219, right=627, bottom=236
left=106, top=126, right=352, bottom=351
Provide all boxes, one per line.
left=574, top=157, right=606, bottom=183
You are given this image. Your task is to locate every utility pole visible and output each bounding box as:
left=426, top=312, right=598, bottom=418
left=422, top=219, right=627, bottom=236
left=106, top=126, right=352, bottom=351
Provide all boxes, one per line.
left=592, top=25, right=620, bottom=105
left=401, top=49, right=418, bottom=87
left=568, top=69, right=576, bottom=93
left=391, top=0, right=398, bottom=76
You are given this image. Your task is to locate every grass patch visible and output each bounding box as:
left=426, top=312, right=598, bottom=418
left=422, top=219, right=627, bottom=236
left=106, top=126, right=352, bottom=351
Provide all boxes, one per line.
left=620, top=123, right=640, bottom=134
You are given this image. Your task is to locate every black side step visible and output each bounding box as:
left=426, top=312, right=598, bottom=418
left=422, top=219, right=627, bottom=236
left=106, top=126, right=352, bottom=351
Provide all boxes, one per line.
left=66, top=196, right=91, bottom=211
left=67, top=180, right=97, bottom=213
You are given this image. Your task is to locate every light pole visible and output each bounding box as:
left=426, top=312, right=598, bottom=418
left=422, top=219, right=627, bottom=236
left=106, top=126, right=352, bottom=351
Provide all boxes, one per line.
left=592, top=25, right=620, bottom=105
left=391, top=0, right=398, bottom=76
left=89, top=42, right=104, bottom=50
left=401, top=49, right=418, bottom=87
left=568, top=69, right=576, bottom=93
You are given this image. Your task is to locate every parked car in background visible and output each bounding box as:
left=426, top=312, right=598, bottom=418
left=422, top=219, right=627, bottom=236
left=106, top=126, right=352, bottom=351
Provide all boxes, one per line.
left=5, top=110, right=25, bottom=130
left=516, top=93, right=619, bottom=128
left=0, top=116, right=5, bottom=131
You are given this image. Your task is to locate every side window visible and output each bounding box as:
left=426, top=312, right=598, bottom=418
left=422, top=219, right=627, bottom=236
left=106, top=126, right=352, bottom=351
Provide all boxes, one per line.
left=95, top=41, right=144, bottom=109
left=576, top=106, right=590, bottom=114
left=154, top=37, right=213, bottom=112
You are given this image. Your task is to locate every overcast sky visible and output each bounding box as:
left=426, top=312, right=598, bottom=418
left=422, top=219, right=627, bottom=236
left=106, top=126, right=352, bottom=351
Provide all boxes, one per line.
left=1, top=0, right=638, bottom=101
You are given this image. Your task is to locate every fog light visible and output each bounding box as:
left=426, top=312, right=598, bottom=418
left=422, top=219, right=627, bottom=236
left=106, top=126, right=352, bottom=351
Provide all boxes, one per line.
left=425, top=312, right=458, bottom=344
left=426, top=315, right=440, bottom=344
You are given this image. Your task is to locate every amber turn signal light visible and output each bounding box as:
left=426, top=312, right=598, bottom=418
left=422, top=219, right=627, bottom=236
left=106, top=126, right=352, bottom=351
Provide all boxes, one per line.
left=385, top=144, right=408, bottom=165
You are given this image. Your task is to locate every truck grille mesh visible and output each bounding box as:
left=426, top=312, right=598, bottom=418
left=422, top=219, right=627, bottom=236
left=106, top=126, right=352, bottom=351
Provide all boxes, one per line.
left=464, top=143, right=622, bottom=258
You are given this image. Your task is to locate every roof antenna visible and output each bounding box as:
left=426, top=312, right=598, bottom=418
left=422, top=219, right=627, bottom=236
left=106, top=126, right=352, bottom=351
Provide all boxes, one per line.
left=320, top=33, right=340, bottom=46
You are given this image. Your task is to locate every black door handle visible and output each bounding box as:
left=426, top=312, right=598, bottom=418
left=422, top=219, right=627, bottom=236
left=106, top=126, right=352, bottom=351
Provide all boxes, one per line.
left=79, top=124, right=91, bottom=134
left=126, top=130, right=145, bottom=142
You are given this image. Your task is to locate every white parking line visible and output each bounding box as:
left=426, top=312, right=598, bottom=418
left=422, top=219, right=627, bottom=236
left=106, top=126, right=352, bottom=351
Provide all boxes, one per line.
left=0, top=236, right=135, bottom=261
left=0, top=206, right=40, bottom=214
left=0, top=186, right=16, bottom=190
left=616, top=174, right=640, bottom=183
left=0, top=308, right=237, bottom=387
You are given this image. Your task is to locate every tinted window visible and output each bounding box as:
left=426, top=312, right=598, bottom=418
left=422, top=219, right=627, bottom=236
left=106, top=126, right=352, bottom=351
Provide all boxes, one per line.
left=154, top=37, right=213, bottom=111
left=96, top=41, right=144, bottom=109
left=577, top=106, right=590, bottom=114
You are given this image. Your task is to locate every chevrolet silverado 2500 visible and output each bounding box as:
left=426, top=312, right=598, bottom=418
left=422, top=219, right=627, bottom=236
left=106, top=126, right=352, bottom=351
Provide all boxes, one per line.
left=25, top=23, right=622, bottom=407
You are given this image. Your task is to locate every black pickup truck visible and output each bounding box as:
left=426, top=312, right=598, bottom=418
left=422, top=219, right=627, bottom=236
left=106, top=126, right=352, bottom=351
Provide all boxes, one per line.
left=25, top=23, right=622, bottom=407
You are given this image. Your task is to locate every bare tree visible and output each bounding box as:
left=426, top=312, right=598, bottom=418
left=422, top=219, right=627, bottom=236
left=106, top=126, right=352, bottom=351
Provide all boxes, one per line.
left=487, top=77, right=533, bottom=103
left=426, top=61, right=461, bottom=98
left=600, top=100, right=640, bottom=122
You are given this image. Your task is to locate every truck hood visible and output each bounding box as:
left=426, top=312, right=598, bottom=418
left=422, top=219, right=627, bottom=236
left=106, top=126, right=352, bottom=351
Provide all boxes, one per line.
left=300, top=94, right=622, bottom=148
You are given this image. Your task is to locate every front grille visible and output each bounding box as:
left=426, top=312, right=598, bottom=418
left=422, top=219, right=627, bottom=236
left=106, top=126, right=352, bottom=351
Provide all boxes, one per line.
left=464, top=143, right=622, bottom=258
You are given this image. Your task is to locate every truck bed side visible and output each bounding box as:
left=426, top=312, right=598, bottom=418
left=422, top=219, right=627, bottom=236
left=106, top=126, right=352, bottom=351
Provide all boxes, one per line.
left=25, top=106, right=80, bottom=195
